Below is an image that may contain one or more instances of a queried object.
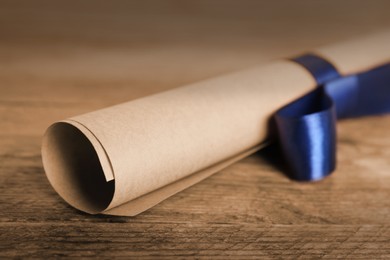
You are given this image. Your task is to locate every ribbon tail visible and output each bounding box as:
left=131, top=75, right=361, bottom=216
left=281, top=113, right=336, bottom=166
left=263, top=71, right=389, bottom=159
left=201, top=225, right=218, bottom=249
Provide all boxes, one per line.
left=326, top=64, right=390, bottom=118
left=274, top=87, right=337, bottom=181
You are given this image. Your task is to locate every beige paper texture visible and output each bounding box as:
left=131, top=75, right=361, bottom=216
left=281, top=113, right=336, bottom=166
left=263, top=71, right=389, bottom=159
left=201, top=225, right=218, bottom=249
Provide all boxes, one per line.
left=42, top=30, right=390, bottom=216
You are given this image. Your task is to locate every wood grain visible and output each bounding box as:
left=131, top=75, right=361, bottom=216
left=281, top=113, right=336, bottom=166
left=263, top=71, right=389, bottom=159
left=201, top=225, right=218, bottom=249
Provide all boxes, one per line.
left=1, top=0, right=390, bottom=258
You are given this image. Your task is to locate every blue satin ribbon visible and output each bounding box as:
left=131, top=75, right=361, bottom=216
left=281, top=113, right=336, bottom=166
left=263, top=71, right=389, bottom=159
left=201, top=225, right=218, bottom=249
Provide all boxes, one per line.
left=274, top=54, right=390, bottom=181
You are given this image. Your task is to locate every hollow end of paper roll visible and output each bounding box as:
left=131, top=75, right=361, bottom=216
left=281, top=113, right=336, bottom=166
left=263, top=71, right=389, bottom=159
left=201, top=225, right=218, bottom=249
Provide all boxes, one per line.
left=42, top=122, right=115, bottom=214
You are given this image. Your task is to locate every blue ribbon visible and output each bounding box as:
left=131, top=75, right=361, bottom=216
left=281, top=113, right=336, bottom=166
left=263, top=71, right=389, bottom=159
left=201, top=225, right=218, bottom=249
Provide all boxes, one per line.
left=274, top=54, right=390, bottom=181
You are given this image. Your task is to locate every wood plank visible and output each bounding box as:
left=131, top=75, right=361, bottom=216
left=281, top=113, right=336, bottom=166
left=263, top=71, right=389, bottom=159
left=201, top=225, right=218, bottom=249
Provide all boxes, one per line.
left=1, top=0, right=390, bottom=258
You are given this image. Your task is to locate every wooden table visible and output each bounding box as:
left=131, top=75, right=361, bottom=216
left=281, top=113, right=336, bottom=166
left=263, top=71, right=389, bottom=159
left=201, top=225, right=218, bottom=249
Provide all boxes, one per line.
left=1, top=1, right=390, bottom=258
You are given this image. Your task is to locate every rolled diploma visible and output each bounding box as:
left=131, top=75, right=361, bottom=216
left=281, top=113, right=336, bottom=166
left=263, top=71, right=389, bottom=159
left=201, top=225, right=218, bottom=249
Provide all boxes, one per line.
left=42, top=30, right=390, bottom=216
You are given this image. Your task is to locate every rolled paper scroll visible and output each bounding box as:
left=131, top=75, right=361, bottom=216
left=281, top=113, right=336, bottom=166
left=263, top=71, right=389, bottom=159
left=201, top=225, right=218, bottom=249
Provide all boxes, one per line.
left=42, top=30, right=390, bottom=216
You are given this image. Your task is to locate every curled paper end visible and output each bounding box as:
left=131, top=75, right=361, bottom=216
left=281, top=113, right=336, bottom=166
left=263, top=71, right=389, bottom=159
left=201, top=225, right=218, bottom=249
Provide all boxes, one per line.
left=42, top=122, right=115, bottom=214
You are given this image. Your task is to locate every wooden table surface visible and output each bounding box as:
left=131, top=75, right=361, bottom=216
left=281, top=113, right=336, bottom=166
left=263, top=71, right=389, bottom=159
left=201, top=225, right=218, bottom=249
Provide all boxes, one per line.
left=1, top=1, right=390, bottom=258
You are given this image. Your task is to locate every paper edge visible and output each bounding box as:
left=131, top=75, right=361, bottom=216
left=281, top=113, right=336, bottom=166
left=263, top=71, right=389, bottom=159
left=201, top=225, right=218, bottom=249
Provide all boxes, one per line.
left=63, top=119, right=115, bottom=182
left=103, top=143, right=267, bottom=216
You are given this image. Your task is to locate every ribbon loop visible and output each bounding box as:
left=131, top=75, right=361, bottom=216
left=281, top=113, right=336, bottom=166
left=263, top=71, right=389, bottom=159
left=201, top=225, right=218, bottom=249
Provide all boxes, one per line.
left=273, top=54, right=390, bottom=181
left=275, top=87, right=336, bottom=181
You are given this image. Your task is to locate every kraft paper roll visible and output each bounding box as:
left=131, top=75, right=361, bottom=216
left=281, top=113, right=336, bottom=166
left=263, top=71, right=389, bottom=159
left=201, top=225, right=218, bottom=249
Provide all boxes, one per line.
left=42, top=30, right=390, bottom=216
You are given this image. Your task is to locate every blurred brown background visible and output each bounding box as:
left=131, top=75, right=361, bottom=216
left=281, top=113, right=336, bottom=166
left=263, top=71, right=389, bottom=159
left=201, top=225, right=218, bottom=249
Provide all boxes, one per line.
left=1, top=0, right=390, bottom=258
